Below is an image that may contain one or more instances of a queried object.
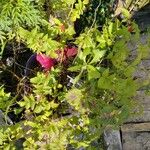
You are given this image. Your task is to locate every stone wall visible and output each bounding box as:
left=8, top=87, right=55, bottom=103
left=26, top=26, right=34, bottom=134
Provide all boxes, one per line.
left=104, top=4, right=150, bottom=150
left=122, top=4, right=150, bottom=150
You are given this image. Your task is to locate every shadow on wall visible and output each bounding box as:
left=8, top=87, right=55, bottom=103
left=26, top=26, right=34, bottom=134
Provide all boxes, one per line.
left=132, top=4, right=150, bottom=31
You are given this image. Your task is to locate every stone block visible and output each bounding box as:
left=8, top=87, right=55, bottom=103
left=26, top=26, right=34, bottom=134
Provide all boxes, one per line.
left=121, top=123, right=150, bottom=150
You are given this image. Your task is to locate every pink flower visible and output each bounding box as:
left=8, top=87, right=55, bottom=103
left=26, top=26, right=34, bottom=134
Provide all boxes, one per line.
left=56, top=46, right=78, bottom=62
left=36, top=54, right=56, bottom=70
left=65, top=46, right=78, bottom=58
left=36, top=46, right=78, bottom=71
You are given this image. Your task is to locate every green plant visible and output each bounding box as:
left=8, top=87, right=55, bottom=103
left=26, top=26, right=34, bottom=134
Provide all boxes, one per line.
left=0, top=86, right=11, bottom=111
left=0, top=0, right=150, bottom=149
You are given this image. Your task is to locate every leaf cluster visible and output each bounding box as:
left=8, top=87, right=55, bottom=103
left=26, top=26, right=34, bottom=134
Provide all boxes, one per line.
left=0, top=1, right=150, bottom=149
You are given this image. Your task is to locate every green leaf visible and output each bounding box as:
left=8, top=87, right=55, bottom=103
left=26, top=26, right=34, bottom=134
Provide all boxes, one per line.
left=98, top=76, right=112, bottom=89
left=83, top=0, right=89, bottom=4
left=65, top=25, right=76, bottom=36
left=65, top=88, right=83, bottom=110
left=34, top=105, right=43, bottom=113
left=121, top=8, right=131, bottom=19
left=68, top=65, right=82, bottom=72
left=124, top=66, right=135, bottom=77
left=90, top=50, right=106, bottom=64
left=98, top=73, right=115, bottom=90
left=87, top=65, right=100, bottom=80
left=0, top=86, right=11, bottom=110
left=49, top=101, right=59, bottom=109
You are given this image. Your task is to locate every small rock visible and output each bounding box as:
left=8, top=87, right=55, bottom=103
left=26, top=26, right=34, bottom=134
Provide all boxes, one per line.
left=104, top=129, right=122, bottom=150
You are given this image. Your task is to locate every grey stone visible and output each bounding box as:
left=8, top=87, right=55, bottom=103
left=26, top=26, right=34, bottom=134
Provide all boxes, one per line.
left=126, top=91, right=150, bottom=123
left=121, top=123, right=150, bottom=132
left=104, top=129, right=122, bottom=150
left=122, top=131, right=150, bottom=150
left=133, top=4, right=150, bottom=31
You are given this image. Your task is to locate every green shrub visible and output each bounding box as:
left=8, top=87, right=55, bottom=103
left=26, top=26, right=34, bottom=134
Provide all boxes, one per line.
left=0, top=0, right=149, bottom=149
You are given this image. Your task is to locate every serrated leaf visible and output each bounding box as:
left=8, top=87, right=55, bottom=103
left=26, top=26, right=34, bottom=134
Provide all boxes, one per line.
left=90, top=50, right=106, bottom=64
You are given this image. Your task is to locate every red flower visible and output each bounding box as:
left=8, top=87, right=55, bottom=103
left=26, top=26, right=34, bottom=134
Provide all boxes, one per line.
left=56, top=46, right=78, bottom=62
left=65, top=46, right=78, bottom=58
left=36, top=46, right=78, bottom=71
left=36, top=54, right=56, bottom=71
